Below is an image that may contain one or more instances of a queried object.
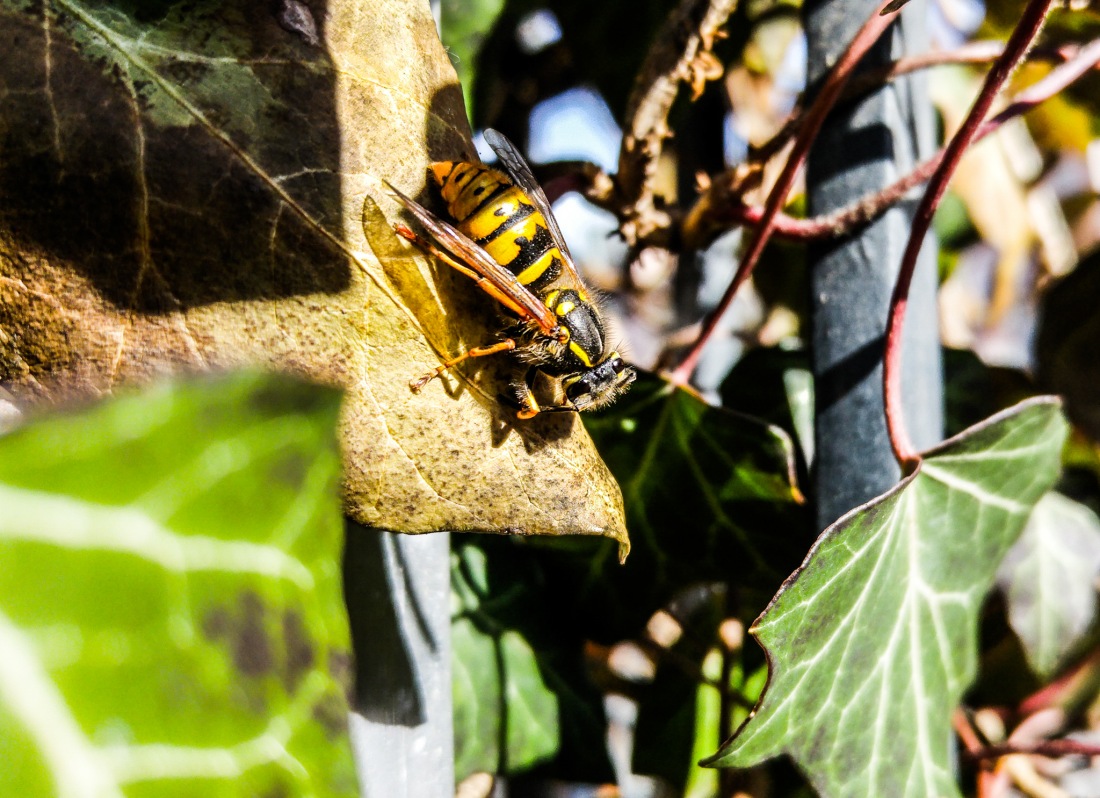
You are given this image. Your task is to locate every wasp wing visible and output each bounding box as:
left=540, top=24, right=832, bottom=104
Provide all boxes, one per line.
left=386, top=181, right=559, bottom=335
left=483, top=129, right=585, bottom=284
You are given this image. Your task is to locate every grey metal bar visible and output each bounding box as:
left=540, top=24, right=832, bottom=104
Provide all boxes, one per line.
left=805, top=0, right=943, bottom=530
left=344, top=525, right=453, bottom=797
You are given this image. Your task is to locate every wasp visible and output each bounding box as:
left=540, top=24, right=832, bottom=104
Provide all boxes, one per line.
left=387, top=129, right=636, bottom=420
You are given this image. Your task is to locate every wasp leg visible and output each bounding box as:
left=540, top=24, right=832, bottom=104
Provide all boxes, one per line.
left=513, top=367, right=544, bottom=420
left=394, top=224, right=532, bottom=319
left=411, top=338, right=517, bottom=393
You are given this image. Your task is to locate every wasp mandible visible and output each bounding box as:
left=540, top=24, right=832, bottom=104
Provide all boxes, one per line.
left=387, top=129, right=636, bottom=419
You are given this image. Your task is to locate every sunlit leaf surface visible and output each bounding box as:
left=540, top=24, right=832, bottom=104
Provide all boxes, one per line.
left=0, top=372, right=356, bottom=797
left=707, top=398, right=1067, bottom=798
left=0, top=0, right=628, bottom=550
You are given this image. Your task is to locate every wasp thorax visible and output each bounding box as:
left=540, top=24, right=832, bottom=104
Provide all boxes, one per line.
left=542, top=289, right=605, bottom=372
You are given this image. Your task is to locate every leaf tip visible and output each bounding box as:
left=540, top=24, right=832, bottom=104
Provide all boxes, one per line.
left=879, top=0, right=910, bottom=14
left=617, top=536, right=631, bottom=563
left=698, top=743, right=736, bottom=769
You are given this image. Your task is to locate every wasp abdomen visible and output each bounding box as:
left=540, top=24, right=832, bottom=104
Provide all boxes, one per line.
left=434, top=162, right=509, bottom=221
left=432, top=163, right=564, bottom=291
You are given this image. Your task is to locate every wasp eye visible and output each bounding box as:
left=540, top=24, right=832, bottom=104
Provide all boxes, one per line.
left=611, top=357, right=625, bottom=371
left=565, top=374, right=592, bottom=400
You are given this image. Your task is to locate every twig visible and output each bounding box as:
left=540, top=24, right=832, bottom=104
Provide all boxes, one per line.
left=669, top=0, right=902, bottom=385
left=847, top=41, right=1082, bottom=98
left=954, top=708, right=986, bottom=757
left=883, top=0, right=1056, bottom=467
left=703, top=38, right=1100, bottom=243
left=552, top=39, right=1096, bottom=245
left=970, top=739, right=1100, bottom=760
left=749, top=41, right=1084, bottom=167
left=683, top=38, right=1099, bottom=250
left=614, top=0, right=736, bottom=247
left=747, top=40, right=1005, bottom=167
left=1018, top=646, right=1100, bottom=717
left=982, top=38, right=1100, bottom=134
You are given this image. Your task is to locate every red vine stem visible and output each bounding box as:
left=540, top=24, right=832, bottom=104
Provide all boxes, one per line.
left=749, top=40, right=1085, bottom=165
left=1018, top=646, right=1100, bottom=717
left=727, top=38, right=1100, bottom=241
left=953, top=708, right=985, bottom=756
left=883, top=0, right=1055, bottom=466
left=970, top=739, right=1100, bottom=760
left=669, top=0, right=901, bottom=385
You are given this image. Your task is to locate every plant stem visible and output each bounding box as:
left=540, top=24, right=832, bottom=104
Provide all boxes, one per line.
left=720, top=38, right=1100, bottom=242
left=750, top=40, right=1086, bottom=165
left=614, top=0, right=735, bottom=247
left=1018, top=646, right=1100, bottom=717
left=669, top=0, right=902, bottom=386
left=883, top=0, right=1055, bottom=466
left=971, top=739, right=1100, bottom=760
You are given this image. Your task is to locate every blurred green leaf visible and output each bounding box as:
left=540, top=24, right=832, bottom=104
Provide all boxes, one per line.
left=684, top=649, right=724, bottom=798
left=0, top=372, right=355, bottom=798
left=933, top=191, right=977, bottom=264
left=632, top=583, right=727, bottom=789
left=997, top=491, right=1100, bottom=678
left=451, top=544, right=560, bottom=780
left=683, top=647, right=770, bottom=798
left=440, top=0, right=509, bottom=120
left=707, top=398, right=1066, bottom=798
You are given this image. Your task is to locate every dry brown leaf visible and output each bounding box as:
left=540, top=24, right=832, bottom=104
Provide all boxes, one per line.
left=0, top=0, right=629, bottom=556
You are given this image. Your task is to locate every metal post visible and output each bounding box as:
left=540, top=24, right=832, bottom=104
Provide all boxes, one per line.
left=344, top=526, right=453, bottom=797
left=804, top=0, right=943, bottom=530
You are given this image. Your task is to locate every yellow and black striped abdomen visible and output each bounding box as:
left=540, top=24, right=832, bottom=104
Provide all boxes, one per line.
left=429, top=161, right=564, bottom=291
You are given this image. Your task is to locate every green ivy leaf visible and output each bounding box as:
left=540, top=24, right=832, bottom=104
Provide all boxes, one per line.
left=0, top=372, right=356, bottom=798
left=585, top=374, right=806, bottom=599
left=706, top=398, right=1067, bottom=798
left=445, top=375, right=808, bottom=785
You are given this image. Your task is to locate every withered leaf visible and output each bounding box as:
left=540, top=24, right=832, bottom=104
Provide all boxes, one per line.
left=0, top=0, right=629, bottom=555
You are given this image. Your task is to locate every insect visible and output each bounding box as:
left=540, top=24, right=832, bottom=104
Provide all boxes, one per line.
left=387, top=129, right=636, bottom=420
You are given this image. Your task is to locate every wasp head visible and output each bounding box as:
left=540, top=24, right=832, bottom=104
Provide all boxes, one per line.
left=564, top=352, right=637, bottom=412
